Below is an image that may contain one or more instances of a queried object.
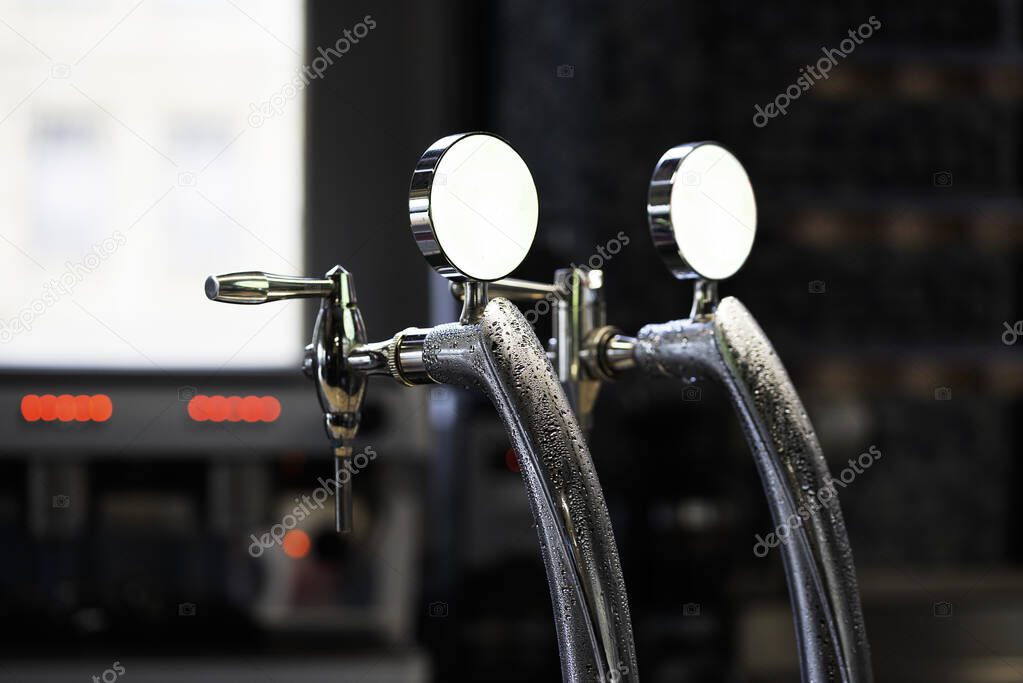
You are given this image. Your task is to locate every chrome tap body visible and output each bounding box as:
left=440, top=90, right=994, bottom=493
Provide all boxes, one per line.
left=204, top=131, right=639, bottom=682
left=629, top=296, right=871, bottom=683
left=470, top=273, right=873, bottom=682
left=424, top=298, right=636, bottom=682
left=207, top=271, right=638, bottom=682
left=455, top=136, right=874, bottom=682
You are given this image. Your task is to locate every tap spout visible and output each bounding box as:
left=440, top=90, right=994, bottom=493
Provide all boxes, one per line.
left=423, top=297, right=638, bottom=683
left=633, top=296, right=872, bottom=683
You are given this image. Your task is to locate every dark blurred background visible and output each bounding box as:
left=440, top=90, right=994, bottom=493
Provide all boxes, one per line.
left=2, top=0, right=1021, bottom=681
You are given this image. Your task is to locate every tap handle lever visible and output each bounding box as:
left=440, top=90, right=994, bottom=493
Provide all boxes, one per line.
left=205, top=271, right=334, bottom=305
left=204, top=267, right=364, bottom=536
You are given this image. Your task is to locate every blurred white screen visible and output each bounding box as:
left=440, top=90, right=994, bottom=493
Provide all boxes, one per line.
left=0, top=0, right=305, bottom=369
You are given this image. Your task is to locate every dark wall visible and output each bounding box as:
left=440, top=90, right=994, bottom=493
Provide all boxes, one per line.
left=485, top=0, right=1021, bottom=569
left=305, top=0, right=487, bottom=335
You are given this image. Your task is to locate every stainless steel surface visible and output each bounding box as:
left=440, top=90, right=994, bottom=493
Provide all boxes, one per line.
left=451, top=277, right=560, bottom=302
left=459, top=280, right=489, bottom=324
left=602, top=334, right=637, bottom=373
left=582, top=329, right=636, bottom=379
left=639, top=142, right=869, bottom=680
left=313, top=267, right=367, bottom=444
left=388, top=329, right=433, bottom=386
left=422, top=297, right=638, bottom=683
left=528, top=140, right=870, bottom=681
left=311, top=266, right=367, bottom=533
left=450, top=270, right=610, bottom=430
left=552, top=268, right=606, bottom=432
left=689, top=278, right=719, bottom=319
left=631, top=297, right=872, bottom=683
left=204, top=271, right=333, bottom=304
left=334, top=445, right=354, bottom=534
left=205, top=266, right=369, bottom=534
left=205, top=282, right=636, bottom=679
left=647, top=142, right=757, bottom=281
left=346, top=339, right=393, bottom=376
left=409, top=132, right=538, bottom=283
left=204, top=130, right=637, bottom=681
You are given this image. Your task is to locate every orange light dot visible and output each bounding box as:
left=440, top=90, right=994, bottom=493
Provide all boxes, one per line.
left=21, top=394, right=41, bottom=422
left=241, top=396, right=261, bottom=422
left=186, top=395, right=281, bottom=423
left=260, top=396, right=281, bottom=422
left=89, top=394, right=113, bottom=422
left=208, top=395, right=228, bottom=422
left=282, top=529, right=311, bottom=559
left=227, top=396, right=243, bottom=422
left=39, top=394, right=57, bottom=421
left=74, top=395, right=91, bottom=421
left=187, top=395, right=207, bottom=421
left=56, top=394, right=75, bottom=422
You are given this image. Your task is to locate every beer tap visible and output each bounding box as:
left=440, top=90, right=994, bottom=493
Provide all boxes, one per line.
left=455, top=142, right=873, bottom=683
left=205, top=132, right=638, bottom=682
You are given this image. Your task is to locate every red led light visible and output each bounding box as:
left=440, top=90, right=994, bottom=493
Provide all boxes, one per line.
left=241, top=396, right=261, bottom=422
left=21, top=394, right=112, bottom=422
left=20, top=395, right=41, bottom=421
left=187, top=396, right=205, bottom=421
left=227, top=396, right=243, bottom=422
left=90, top=395, right=113, bottom=422
left=260, top=396, right=281, bottom=422
left=74, top=395, right=90, bottom=421
left=505, top=447, right=520, bottom=473
left=56, top=394, right=75, bottom=422
left=187, top=395, right=281, bottom=423
left=208, top=395, right=227, bottom=422
left=40, top=394, right=57, bottom=421
left=282, top=529, right=311, bottom=559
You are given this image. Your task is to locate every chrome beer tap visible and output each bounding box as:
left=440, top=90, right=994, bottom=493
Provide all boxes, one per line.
left=451, top=266, right=608, bottom=432
left=206, top=133, right=638, bottom=683
left=205, top=267, right=365, bottom=533
left=457, top=142, right=873, bottom=683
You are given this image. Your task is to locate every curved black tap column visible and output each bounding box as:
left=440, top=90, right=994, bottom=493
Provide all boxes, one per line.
left=634, top=297, right=872, bottom=683
left=424, top=298, right=638, bottom=683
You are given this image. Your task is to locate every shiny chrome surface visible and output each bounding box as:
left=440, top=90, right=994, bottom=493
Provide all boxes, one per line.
left=305, top=266, right=369, bottom=534
left=689, top=279, right=718, bottom=319
left=423, top=298, right=638, bottom=683
left=205, top=271, right=333, bottom=304
left=206, top=130, right=637, bottom=681
left=451, top=269, right=610, bottom=431
left=344, top=338, right=392, bottom=376
left=387, top=329, right=433, bottom=386
left=648, top=142, right=757, bottom=281
left=630, top=297, right=872, bottom=683
left=451, top=277, right=560, bottom=302
left=582, top=328, right=636, bottom=379
left=205, top=266, right=369, bottom=534
left=527, top=141, right=871, bottom=681
left=313, top=267, right=367, bottom=444
left=552, top=268, right=605, bottom=432
left=409, top=132, right=538, bottom=283
left=333, top=445, right=354, bottom=533
left=205, top=276, right=636, bottom=679
left=458, top=280, right=488, bottom=324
